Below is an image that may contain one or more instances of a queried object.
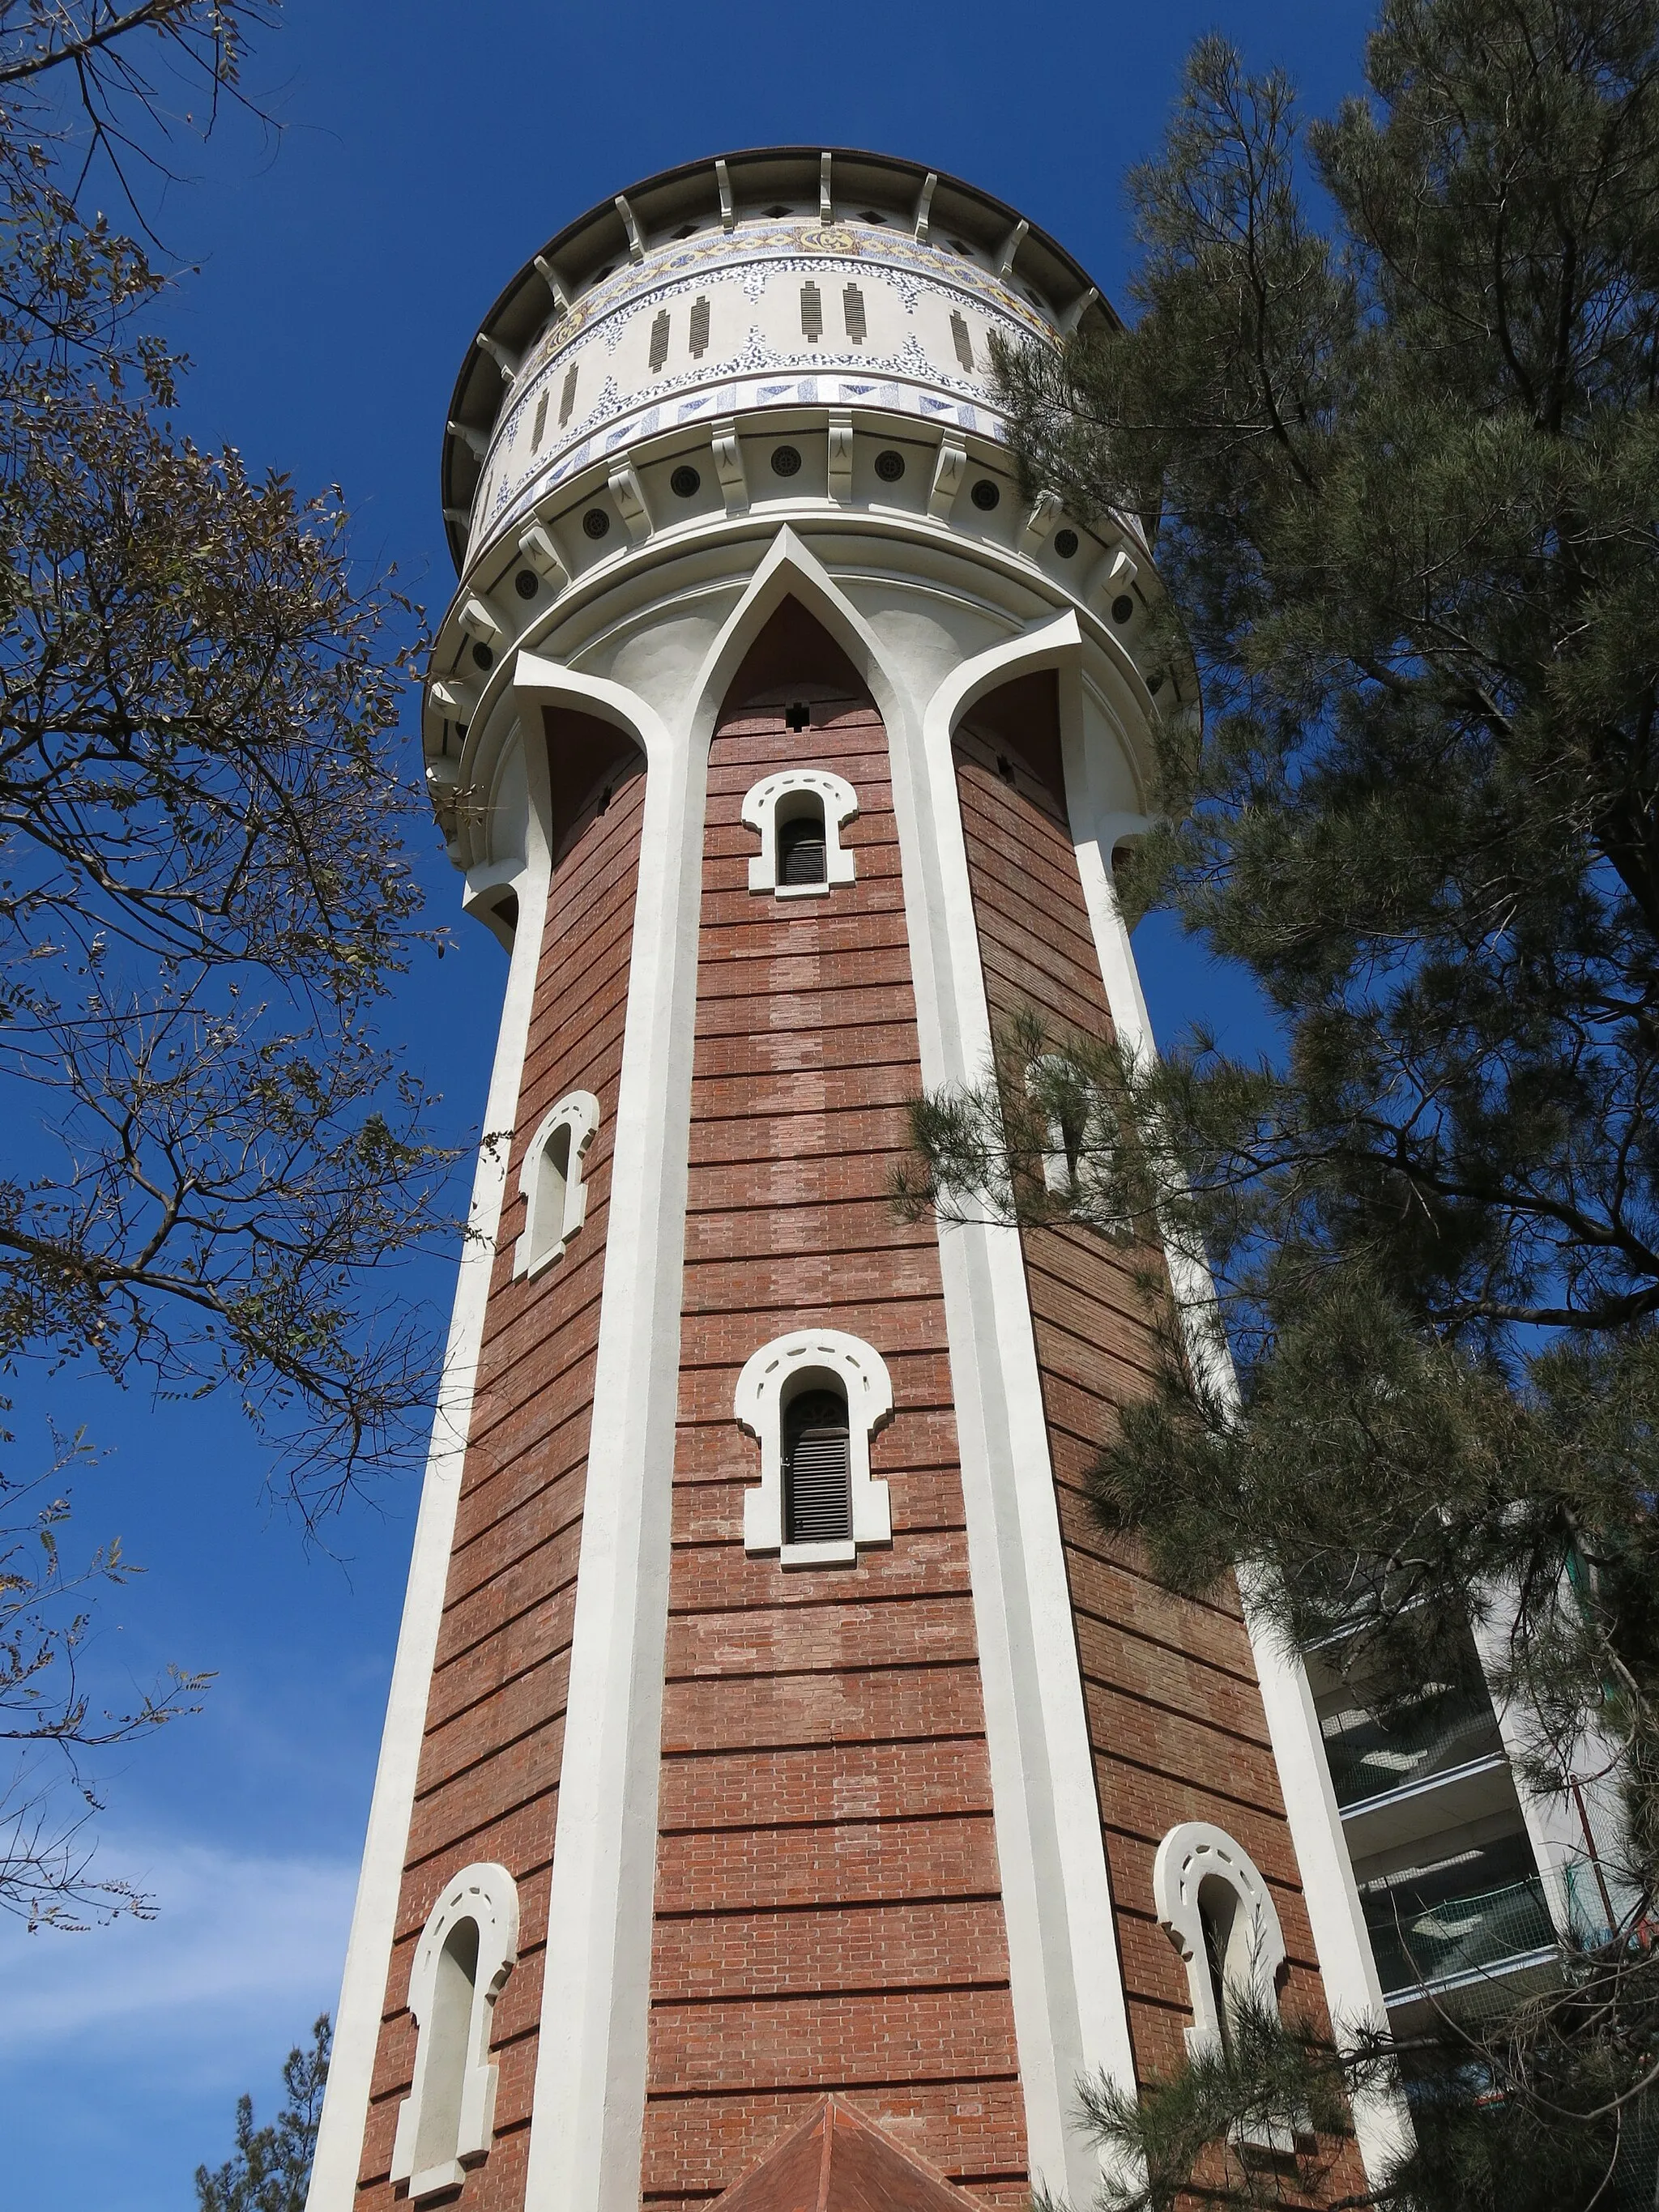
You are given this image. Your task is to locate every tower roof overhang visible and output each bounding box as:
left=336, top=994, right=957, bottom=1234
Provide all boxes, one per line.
left=441, top=146, right=1118, bottom=572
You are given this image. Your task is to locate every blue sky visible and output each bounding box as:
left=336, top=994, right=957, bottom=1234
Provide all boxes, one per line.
left=0, top=3, right=1375, bottom=2204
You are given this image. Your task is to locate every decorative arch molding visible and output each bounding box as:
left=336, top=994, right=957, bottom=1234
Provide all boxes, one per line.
left=1154, top=1820, right=1287, bottom=2059
left=390, top=1860, right=521, bottom=2201
left=736, top=1328, right=895, bottom=1568
left=514, top=1090, right=601, bottom=1279
left=512, top=654, right=673, bottom=778
left=926, top=609, right=1085, bottom=782
left=684, top=526, right=910, bottom=766
left=743, top=767, right=859, bottom=897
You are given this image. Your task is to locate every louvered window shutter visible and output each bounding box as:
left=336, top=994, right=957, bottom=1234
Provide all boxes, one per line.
left=778, top=805, right=827, bottom=886
left=783, top=1390, right=852, bottom=1543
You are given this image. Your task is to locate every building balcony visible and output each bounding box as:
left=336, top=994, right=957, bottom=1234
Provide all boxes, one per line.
left=1364, top=1870, right=1559, bottom=1998
left=1321, top=1681, right=1505, bottom=1813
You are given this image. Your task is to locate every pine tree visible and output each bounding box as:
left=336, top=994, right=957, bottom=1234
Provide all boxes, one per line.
left=901, top=2, right=1659, bottom=2202
left=194, top=2016, right=331, bottom=2212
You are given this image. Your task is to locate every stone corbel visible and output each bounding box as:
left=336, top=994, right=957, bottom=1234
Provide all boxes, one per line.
left=827, top=411, right=854, bottom=505
left=1020, top=490, right=1063, bottom=556
left=712, top=418, right=748, bottom=515
left=518, top=523, right=568, bottom=593
left=928, top=435, right=966, bottom=520
left=607, top=460, right=652, bottom=543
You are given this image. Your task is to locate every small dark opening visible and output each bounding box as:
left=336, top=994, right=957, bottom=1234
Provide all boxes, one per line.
left=778, top=802, right=827, bottom=886
left=597, top=784, right=612, bottom=816
left=996, top=753, right=1016, bottom=785
left=493, top=889, right=518, bottom=935
left=784, top=1387, right=852, bottom=1544
left=783, top=700, right=811, bottom=732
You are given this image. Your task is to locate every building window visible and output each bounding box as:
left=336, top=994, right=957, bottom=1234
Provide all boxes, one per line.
left=689, top=295, right=710, bottom=359
left=1153, top=1822, right=1287, bottom=2061
left=736, top=1328, right=894, bottom=1567
left=741, top=769, right=858, bottom=899
left=778, top=799, right=827, bottom=887
left=558, top=363, right=578, bottom=428
left=784, top=1387, right=852, bottom=1544
left=390, top=1862, right=519, bottom=2203
left=648, top=309, right=671, bottom=373
left=513, top=1090, right=600, bottom=1280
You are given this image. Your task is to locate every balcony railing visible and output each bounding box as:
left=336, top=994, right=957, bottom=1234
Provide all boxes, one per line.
left=1321, top=1684, right=1504, bottom=1809
left=1365, top=1873, right=1558, bottom=1995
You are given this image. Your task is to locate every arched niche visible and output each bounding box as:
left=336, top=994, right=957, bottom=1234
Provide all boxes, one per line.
left=955, top=667, right=1067, bottom=818
left=719, top=595, right=873, bottom=722
left=542, top=704, right=647, bottom=868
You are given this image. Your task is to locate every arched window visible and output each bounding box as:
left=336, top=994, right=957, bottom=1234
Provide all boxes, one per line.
left=390, top=1862, right=519, bottom=2201
left=742, top=769, right=858, bottom=898
left=777, top=792, right=829, bottom=888
left=1153, top=1822, right=1286, bottom=2061
left=513, top=1090, right=600, bottom=1281
left=736, top=1328, right=894, bottom=1566
left=783, top=1384, right=852, bottom=1544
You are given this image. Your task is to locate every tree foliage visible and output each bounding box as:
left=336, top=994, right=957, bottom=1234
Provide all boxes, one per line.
left=901, top=0, right=1659, bottom=2201
left=0, top=5, right=459, bottom=1924
left=194, top=2014, right=330, bottom=2212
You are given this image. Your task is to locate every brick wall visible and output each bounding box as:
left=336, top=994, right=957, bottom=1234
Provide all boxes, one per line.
left=352, top=744, right=646, bottom=2211
left=951, top=710, right=1335, bottom=2085
left=640, top=633, right=1026, bottom=2212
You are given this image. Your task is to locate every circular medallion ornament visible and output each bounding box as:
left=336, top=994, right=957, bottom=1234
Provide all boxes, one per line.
left=771, top=445, right=803, bottom=477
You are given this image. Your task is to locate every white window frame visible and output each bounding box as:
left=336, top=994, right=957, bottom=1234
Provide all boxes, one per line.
left=512, top=1089, right=599, bottom=1280
left=390, top=1860, right=520, bottom=2201
left=735, top=1328, right=893, bottom=1567
left=741, top=769, right=858, bottom=898
left=1154, top=1820, right=1287, bottom=2061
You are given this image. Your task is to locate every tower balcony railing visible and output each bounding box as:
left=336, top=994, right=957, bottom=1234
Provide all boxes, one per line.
left=1364, top=1872, right=1558, bottom=1997
left=1320, top=1681, right=1505, bottom=1811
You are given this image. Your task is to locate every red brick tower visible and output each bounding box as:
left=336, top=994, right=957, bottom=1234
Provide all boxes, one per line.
left=308, top=151, right=1391, bottom=2212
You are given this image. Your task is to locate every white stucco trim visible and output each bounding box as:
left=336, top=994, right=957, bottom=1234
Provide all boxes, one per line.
left=1063, top=729, right=1412, bottom=2180
left=903, top=611, right=1141, bottom=2204
left=1154, top=1822, right=1286, bottom=2060
left=510, top=651, right=694, bottom=2212
left=736, top=1327, right=893, bottom=1565
left=390, top=1861, right=520, bottom=2199
left=305, top=731, right=553, bottom=2212
left=513, top=1089, right=600, bottom=1280
left=741, top=767, right=858, bottom=897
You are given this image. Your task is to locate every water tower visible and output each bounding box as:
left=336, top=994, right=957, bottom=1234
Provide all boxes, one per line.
left=307, top=147, right=1388, bottom=2212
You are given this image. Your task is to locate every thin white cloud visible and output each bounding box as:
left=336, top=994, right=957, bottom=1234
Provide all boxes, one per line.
left=0, top=1835, right=356, bottom=2056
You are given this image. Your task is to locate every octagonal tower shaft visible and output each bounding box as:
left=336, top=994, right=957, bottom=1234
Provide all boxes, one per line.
left=309, top=149, right=1389, bottom=2212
